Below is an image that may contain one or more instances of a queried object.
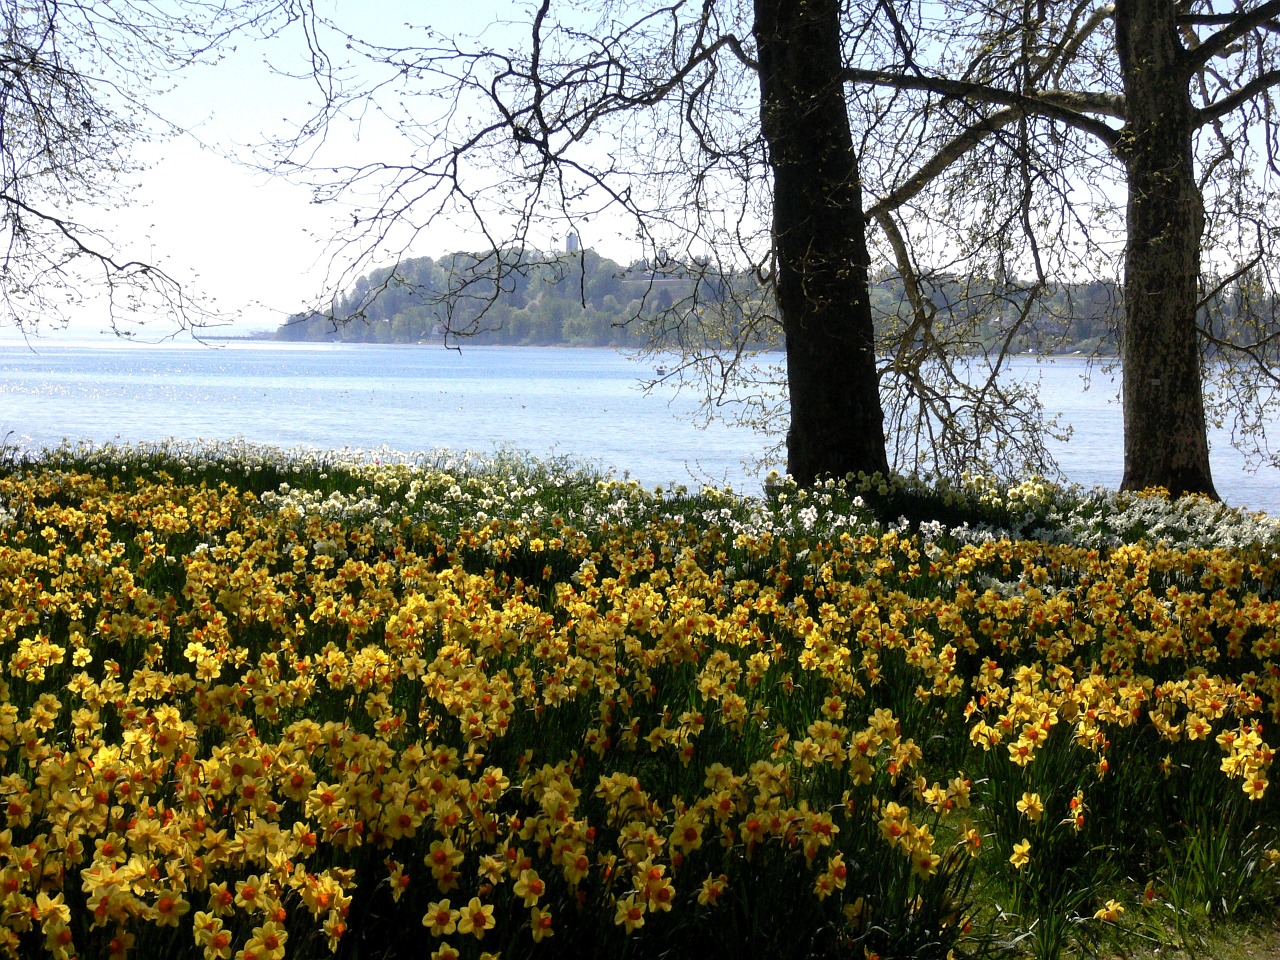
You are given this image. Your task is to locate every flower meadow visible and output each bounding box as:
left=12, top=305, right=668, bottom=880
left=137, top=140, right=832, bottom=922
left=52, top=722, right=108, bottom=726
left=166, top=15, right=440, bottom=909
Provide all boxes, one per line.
left=1, top=439, right=1279, bottom=960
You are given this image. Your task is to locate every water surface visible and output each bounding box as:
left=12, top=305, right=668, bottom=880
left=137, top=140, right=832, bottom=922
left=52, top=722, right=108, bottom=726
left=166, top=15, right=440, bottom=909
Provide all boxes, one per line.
left=1, top=341, right=1276, bottom=512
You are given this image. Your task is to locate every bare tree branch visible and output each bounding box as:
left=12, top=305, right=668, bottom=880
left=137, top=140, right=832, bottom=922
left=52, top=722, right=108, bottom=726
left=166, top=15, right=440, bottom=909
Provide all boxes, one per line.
left=1196, top=66, right=1280, bottom=124
left=0, top=0, right=295, bottom=334
left=845, top=68, right=1124, bottom=145
left=1184, top=0, right=1280, bottom=71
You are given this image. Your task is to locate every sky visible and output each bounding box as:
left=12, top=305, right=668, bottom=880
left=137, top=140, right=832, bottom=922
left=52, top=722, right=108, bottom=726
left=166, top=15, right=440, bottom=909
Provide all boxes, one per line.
left=11, top=0, right=1164, bottom=342
left=14, top=0, right=1101, bottom=343
left=25, top=2, right=554, bottom=340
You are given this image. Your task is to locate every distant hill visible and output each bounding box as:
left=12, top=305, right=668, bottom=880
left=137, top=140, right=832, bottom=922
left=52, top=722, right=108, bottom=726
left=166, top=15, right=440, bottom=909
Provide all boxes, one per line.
left=275, top=248, right=733, bottom=349
left=276, top=247, right=1147, bottom=355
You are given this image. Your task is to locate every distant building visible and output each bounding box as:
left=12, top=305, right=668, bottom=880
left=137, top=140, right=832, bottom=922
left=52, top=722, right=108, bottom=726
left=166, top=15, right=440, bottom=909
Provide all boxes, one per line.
left=565, top=231, right=580, bottom=254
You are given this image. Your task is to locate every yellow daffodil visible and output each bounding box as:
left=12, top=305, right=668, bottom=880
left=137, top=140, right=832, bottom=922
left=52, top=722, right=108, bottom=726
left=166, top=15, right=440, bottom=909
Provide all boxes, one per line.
left=1009, top=839, right=1032, bottom=870
left=423, top=899, right=459, bottom=937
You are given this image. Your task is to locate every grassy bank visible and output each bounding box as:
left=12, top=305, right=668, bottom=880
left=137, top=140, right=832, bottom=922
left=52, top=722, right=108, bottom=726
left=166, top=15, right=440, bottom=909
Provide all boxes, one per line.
left=0, top=439, right=1277, bottom=959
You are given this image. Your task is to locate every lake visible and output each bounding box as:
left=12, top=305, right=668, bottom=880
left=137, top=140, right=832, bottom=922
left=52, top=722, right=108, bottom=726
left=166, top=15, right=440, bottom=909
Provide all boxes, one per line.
left=1, top=340, right=1277, bottom=513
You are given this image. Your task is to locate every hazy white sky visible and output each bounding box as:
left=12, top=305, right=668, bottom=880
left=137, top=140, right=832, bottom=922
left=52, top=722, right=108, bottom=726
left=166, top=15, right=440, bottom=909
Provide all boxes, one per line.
left=44, top=2, right=542, bottom=339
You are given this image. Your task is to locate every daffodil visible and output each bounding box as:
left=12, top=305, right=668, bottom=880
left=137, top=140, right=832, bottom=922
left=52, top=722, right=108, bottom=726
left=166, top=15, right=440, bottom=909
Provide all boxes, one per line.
left=530, top=906, right=555, bottom=942
left=514, top=868, right=545, bottom=907
left=614, top=892, right=646, bottom=934
left=1009, top=838, right=1032, bottom=870
left=457, top=897, right=495, bottom=939
left=1093, top=899, right=1125, bottom=923
left=1016, top=792, right=1044, bottom=822
left=422, top=899, right=459, bottom=937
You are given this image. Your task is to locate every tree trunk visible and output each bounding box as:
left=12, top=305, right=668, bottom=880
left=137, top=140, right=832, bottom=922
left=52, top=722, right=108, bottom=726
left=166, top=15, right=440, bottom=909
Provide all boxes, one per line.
left=754, top=0, right=889, bottom=486
left=1115, top=0, right=1218, bottom=498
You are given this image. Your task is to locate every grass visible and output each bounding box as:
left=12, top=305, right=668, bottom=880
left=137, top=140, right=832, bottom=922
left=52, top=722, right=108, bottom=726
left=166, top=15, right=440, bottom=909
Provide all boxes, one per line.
left=1112, top=915, right=1280, bottom=960
left=0, top=437, right=1277, bottom=960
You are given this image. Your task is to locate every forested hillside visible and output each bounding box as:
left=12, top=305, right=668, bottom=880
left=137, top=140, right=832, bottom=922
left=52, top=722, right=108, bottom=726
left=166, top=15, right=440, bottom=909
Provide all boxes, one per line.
left=275, top=249, right=731, bottom=348
left=277, top=247, right=1262, bottom=355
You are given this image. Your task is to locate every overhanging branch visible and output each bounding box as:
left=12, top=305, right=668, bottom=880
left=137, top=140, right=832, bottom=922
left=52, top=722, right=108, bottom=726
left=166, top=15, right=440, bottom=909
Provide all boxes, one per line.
left=844, top=68, right=1124, bottom=147
left=866, top=104, right=1030, bottom=219
left=1195, top=67, right=1280, bottom=125
left=1184, top=0, right=1280, bottom=71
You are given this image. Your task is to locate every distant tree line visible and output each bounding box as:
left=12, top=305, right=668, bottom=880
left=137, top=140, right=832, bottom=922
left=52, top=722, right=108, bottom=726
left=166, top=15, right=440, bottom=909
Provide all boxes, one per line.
left=276, top=247, right=1280, bottom=356
left=276, top=248, right=725, bottom=347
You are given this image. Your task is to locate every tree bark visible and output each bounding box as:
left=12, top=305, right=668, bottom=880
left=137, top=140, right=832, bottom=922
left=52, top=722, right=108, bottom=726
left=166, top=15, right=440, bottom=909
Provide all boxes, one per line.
left=754, top=0, right=889, bottom=486
left=1115, top=0, right=1218, bottom=498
